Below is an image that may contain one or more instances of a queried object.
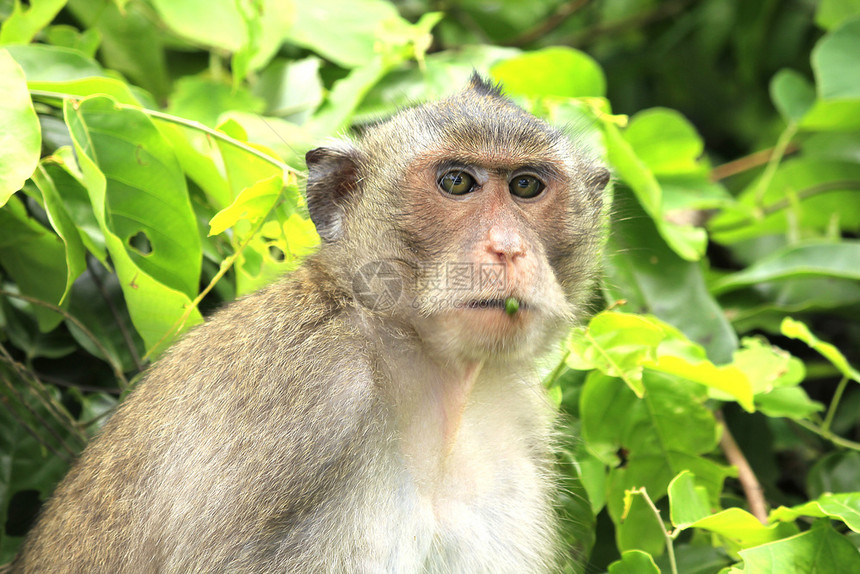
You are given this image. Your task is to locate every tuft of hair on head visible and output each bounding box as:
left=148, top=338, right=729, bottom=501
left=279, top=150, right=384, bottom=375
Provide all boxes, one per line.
left=467, top=72, right=505, bottom=99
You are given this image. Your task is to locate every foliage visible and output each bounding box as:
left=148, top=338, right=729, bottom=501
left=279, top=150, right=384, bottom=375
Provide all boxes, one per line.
left=1, top=0, right=859, bottom=571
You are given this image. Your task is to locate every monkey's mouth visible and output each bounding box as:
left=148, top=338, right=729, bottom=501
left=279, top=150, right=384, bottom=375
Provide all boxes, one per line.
left=464, top=299, right=528, bottom=312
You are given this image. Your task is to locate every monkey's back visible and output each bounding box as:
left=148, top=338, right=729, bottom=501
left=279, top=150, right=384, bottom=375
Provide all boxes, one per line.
left=12, top=257, right=389, bottom=572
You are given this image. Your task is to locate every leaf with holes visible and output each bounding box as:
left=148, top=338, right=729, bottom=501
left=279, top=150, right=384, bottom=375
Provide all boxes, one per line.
left=65, top=95, right=202, bottom=353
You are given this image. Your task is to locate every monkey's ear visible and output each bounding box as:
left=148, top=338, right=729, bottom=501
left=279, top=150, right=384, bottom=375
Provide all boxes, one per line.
left=589, top=167, right=611, bottom=192
left=305, top=145, right=361, bottom=242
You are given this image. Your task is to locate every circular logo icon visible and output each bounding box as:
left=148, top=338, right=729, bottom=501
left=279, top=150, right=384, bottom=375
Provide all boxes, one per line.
left=352, top=260, right=403, bottom=312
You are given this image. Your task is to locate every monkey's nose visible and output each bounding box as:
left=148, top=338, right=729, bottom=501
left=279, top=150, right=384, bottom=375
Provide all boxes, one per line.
left=487, top=227, right=526, bottom=262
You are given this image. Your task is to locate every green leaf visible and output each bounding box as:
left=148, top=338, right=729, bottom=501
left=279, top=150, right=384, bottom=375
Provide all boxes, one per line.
left=167, top=76, right=265, bottom=128
left=603, top=122, right=707, bottom=261
left=65, top=96, right=203, bottom=353
left=30, top=159, right=89, bottom=304
left=308, top=56, right=398, bottom=137
left=41, top=147, right=107, bottom=262
left=732, top=337, right=805, bottom=394
left=0, top=49, right=41, bottom=207
left=713, top=242, right=860, bottom=294
left=770, top=69, right=816, bottom=124
left=209, top=175, right=285, bottom=236
left=816, top=0, right=860, bottom=30
left=34, top=78, right=140, bottom=106
left=0, top=386, right=74, bottom=559
left=254, top=57, right=324, bottom=123
left=66, top=0, right=170, bottom=99
left=688, top=507, right=796, bottom=548
left=771, top=493, right=860, bottom=532
left=286, top=0, right=402, bottom=69
left=0, top=197, right=68, bottom=332
left=491, top=47, right=606, bottom=98
left=43, top=24, right=100, bottom=57
left=709, top=160, right=860, bottom=243
left=623, top=108, right=704, bottom=177
left=812, top=17, right=860, bottom=101
left=0, top=0, right=67, bottom=45
left=603, top=121, right=661, bottom=217
left=4, top=42, right=104, bottom=80
left=808, top=452, right=860, bottom=499
left=755, top=386, right=824, bottom=419
left=582, top=371, right=726, bottom=520
left=647, top=354, right=754, bottom=412
left=566, top=312, right=665, bottom=397
left=617, top=491, right=666, bottom=556
left=668, top=470, right=710, bottom=528
left=736, top=521, right=860, bottom=572
left=781, top=316, right=860, bottom=382
left=607, top=550, right=661, bottom=574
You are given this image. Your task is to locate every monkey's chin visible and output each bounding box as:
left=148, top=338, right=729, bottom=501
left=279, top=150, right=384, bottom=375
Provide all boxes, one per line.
left=427, top=304, right=549, bottom=362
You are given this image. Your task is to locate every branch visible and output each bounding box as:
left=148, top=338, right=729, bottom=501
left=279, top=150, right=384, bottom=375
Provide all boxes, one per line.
left=710, top=143, right=800, bottom=181
left=716, top=410, right=768, bottom=523
left=506, top=0, right=590, bottom=47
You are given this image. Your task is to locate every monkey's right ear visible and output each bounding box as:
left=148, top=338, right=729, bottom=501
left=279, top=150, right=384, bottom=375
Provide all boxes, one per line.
left=305, top=145, right=361, bottom=242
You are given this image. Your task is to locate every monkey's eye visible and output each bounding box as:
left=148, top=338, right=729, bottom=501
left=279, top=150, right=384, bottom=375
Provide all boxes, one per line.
left=439, top=171, right=476, bottom=195
left=509, top=175, right=545, bottom=199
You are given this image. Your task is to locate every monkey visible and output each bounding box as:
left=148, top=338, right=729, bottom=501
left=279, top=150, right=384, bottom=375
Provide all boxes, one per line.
left=11, top=75, right=609, bottom=573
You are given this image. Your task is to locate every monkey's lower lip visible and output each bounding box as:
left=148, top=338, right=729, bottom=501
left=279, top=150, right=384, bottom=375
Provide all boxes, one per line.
left=465, top=299, right=527, bottom=311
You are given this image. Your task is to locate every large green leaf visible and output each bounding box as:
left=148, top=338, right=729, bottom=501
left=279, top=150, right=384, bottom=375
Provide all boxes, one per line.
left=733, top=521, right=860, bottom=573
left=491, top=47, right=606, bottom=98
left=812, top=17, right=860, bottom=101
left=0, top=49, right=41, bottom=207
left=287, top=0, right=402, bottom=68
left=64, top=96, right=203, bottom=352
left=581, top=371, right=727, bottom=524
left=712, top=241, right=860, bottom=294
left=622, top=109, right=705, bottom=177
left=151, top=0, right=293, bottom=75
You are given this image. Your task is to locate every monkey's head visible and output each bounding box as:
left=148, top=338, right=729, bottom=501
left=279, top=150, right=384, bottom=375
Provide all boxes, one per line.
left=306, top=75, right=609, bottom=362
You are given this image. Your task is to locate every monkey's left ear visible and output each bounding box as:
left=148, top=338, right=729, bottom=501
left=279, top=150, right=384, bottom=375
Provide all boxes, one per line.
left=305, top=144, right=362, bottom=242
left=589, top=167, right=611, bottom=192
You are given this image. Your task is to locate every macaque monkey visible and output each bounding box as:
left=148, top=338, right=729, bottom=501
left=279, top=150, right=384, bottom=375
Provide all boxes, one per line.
left=12, top=75, right=608, bottom=573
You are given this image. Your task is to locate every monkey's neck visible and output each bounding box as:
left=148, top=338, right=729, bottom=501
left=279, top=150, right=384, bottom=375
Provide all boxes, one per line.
left=437, top=360, right=484, bottom=455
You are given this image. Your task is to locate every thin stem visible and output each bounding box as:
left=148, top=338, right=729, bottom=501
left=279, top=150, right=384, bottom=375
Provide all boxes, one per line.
left=794, top=418, right=860, bottom=451
left=543, top=350, right=571, bottom=389
left=754, top=123, right=797, bottom=206
left=822, top=375, right=850, bottom=434
left=628, top=487, right=678, bottom=574
left=28, top=90, right=293, bottom=175
left=710, top=143, right=800, bottom=181
left=716, top=410, right=768, bottom=523
left=708, top=180, right=860, bottom=234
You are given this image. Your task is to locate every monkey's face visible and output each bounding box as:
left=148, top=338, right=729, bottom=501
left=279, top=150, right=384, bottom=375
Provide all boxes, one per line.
left=395, top=145, right=604, bottom=361
left=305, top=79, right=608, bottom=362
